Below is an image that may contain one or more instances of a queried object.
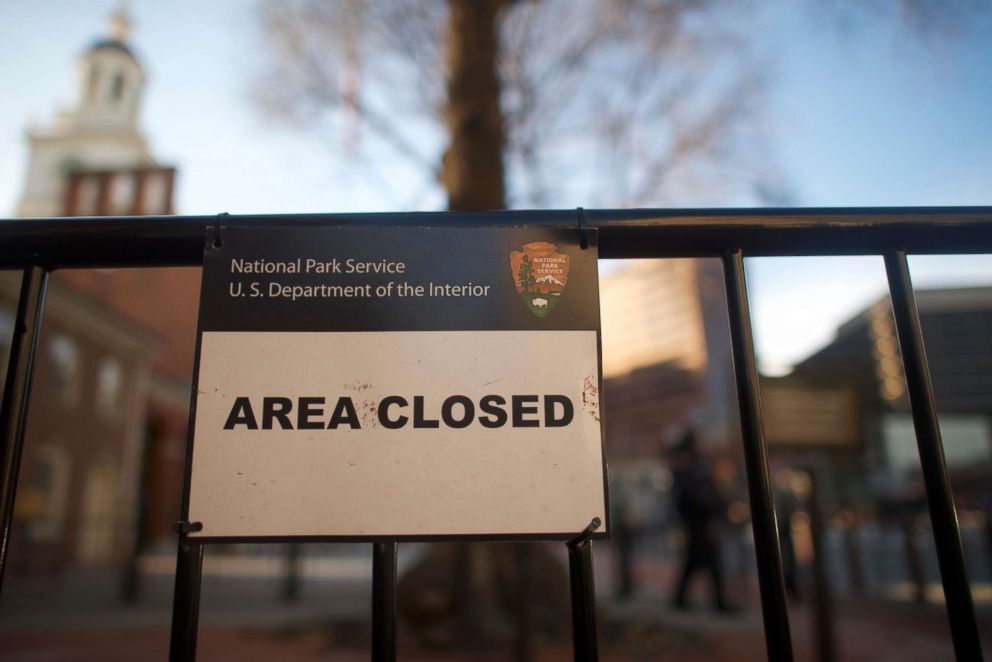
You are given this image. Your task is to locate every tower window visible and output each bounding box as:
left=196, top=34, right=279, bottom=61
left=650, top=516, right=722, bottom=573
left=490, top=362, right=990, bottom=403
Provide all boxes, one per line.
left=74, top=175, right=101, bottom=216
left=109, top=173, right=136, bottom=214
left=87, top=67, right=101, bottom=101
left=111, top=73, right=125, bottom=102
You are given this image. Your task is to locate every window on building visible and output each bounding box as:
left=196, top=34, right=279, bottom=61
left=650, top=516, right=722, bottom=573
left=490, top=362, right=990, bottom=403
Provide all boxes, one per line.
left=110, top=72, right=126, bottom=102
left=141, top=171, right=169, bottom=214
left=75, top=176, right=101, bottom=216
left=96, top=356, right=124, bottom=418
left=86, top=66, right=101, bottom=102
left=108, top=173, right=135, bottom=215
left=48, top=334, right=81, bottom=408
left=14, top=445, right=70, bottom=542
left=78, top=461, right=119, bottom=563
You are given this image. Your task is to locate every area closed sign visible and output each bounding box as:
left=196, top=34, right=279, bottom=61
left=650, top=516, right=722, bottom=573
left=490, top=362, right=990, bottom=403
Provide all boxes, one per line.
left=185, top=225, right=607, bottom=539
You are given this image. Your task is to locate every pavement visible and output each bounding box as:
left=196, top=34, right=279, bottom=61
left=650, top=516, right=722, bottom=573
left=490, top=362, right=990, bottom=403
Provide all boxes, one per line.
left=0, top=547, right=989, bottom=661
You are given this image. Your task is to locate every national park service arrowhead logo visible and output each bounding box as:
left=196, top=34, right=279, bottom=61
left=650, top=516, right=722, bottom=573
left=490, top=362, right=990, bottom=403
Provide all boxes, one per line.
left=509, top=242, right=570, bottom=318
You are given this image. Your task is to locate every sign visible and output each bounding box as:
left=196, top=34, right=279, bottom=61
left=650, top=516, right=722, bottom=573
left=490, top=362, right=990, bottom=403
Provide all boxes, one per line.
left=761, top=380, right=861, bottom=448
left=185, top=226, right=607, bottom=540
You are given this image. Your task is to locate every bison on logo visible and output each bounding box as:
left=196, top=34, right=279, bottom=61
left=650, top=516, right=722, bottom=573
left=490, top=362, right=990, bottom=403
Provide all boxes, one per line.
left=509, top=241, right=570, bottom=318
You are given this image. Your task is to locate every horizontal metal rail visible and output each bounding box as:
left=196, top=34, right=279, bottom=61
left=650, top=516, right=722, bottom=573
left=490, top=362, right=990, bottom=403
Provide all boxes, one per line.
left=0, top=207, right=991, bottom=268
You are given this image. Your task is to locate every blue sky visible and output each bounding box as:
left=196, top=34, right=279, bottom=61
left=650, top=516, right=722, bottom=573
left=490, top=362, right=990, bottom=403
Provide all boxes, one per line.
left=1, top=0, right=989, bottom=372
left=747, top=2, right=992, bottom=372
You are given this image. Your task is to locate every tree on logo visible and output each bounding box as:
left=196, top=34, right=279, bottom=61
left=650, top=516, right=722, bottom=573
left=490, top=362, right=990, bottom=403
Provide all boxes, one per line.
left=518, top=255, right=535, bottom=294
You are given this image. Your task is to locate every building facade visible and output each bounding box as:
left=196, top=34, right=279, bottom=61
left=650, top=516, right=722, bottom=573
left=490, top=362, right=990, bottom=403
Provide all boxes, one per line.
left=600, top=258, right=739, bottom=461
left=774, top=287, right=992, bottom=506
left=4, top=9, right=197, bottom=575
left=0, top=274, right=158, bottom=573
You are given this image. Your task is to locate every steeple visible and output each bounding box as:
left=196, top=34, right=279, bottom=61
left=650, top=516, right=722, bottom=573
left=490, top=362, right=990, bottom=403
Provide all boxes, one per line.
left=70, top=4, right=145, bottom=130
left=16, top=6, right=155, bottom=217
left=108, top=5, right=132, bottom=42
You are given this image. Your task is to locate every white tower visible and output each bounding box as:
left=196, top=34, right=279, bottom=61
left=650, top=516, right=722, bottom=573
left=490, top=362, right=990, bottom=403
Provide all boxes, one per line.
left=17, top=8, right=155, bottom=217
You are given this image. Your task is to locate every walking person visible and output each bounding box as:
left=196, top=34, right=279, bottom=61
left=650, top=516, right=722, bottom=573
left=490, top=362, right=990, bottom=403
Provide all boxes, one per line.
left=669, top=429, right=735, bottom=612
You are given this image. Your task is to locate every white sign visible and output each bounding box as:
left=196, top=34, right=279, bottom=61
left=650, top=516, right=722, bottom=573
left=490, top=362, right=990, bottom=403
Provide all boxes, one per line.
left=184, top=227, right=607, bottom=539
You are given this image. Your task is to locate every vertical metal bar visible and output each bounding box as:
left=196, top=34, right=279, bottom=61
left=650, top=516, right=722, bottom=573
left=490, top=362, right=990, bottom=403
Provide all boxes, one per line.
left=804, top=467, right=836, bottom=662
left=372, top=542, right=397, bottom=662
left=169, top=541, right=204, bottom=662
left=568, top=538, right=599, bottom=662
left=0, top=266, right=49, bottom=595
left=284, top=542, right=301, bottom=602
left=722, top=250, right=794, bottom=662
left=512, top=542, right=535, bottom=662
left=986, top=512, right=992, bottom=582
left=883, top=250, right=983, bottom=661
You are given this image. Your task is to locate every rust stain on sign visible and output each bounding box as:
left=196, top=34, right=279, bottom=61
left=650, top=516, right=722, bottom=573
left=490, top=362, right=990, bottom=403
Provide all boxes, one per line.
left=582, top=374, right=600, bottom=422
left=359, top=399, right=379, bottom=429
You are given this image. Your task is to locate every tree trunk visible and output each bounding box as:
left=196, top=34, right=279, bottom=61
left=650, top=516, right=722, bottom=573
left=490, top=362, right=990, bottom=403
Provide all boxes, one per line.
left=398, top=540, right=569, bottom=651
left=397, top=3, right=570, bottom=658
left=441, top=3, right=516, bottom=645
left=441, top=0, right=506, bottom=212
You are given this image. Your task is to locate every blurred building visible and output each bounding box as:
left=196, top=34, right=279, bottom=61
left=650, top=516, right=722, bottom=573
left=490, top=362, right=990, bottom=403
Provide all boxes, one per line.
left=2, top=9, right=197, bottom=575
left=601, top=259, right=739, bottom=462
left=769, top=286, right=992, bottom=505
left=0, top=275, right=158, bottom=573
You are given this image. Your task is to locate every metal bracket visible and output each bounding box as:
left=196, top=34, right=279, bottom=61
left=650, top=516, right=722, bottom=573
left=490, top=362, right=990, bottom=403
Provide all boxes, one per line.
left=173, top=520, right=203, bottom=534
left=210, top=212, right=229, bottom=249
left=576, top=207, right=589, bottom=250
left=568, top=517, right=601, bottom=548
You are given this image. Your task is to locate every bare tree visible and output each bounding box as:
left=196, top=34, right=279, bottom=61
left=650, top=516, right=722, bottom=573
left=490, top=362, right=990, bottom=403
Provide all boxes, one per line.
left=256, top=0, right=990, bottom=210
left=256, top=0, right=773, bottom=211
left=252, top=0, right=989, bottom=655
left=256, top=4, right=771, bottom=652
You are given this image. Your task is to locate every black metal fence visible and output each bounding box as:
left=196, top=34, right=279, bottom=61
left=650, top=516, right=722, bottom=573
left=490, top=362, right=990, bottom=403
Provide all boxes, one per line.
left=1, top=207, right=990, bottom=661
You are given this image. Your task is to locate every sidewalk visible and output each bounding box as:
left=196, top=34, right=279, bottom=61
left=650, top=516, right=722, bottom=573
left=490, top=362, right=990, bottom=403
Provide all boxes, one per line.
left=1, top=552, right=989, bottom=660
left=0, top=569, right=370, bottom=632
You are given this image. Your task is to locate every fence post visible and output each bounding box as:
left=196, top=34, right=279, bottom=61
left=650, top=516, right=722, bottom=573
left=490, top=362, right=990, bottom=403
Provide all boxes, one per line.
left=169, top=539, right=204, bottom=662
left=722, top=250, right=794, bottom=662
left=804, top=467, right=837, bottom=662
left=568, top=518, right=601, bottom=662
left=0, top=266, right=49, bottom=595
left=883, top=250, right=983, bottom=661
left=372, top=542, right=397, bottom=662
left=284, top=542, right=301, bottom=602
left=512, top=542, right=535, bottom=662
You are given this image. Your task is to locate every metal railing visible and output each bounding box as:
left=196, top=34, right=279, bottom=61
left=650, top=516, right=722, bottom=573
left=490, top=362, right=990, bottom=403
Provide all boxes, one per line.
left=1, top=207, right=990, bottom=661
